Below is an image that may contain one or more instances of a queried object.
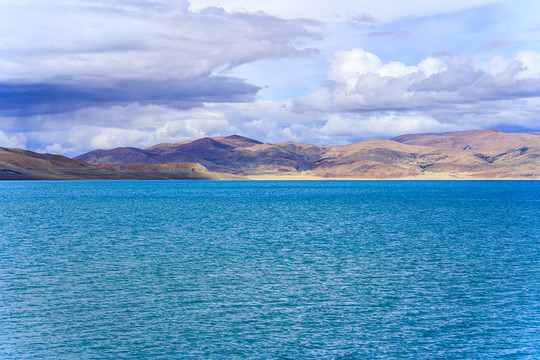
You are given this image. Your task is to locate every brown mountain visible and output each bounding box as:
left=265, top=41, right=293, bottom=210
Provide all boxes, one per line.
left=0, top=147, right=238, bottom=180
left=74, top=130, right=540, bottom=179
left=391, top=129, right=538, bottom=153
left=76, top=135, right=314, bottom=174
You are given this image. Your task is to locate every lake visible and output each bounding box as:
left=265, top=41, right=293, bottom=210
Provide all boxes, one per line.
left=1, top=180, right=539, bottom=359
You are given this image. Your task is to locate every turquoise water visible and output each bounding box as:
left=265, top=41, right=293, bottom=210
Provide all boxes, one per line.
left=1, top=181, right=539, bottom=359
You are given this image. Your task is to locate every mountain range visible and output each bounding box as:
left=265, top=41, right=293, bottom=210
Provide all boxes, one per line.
left=0, top=147, right=239, bottom=180
left=1, top=129, right=539, bottom=180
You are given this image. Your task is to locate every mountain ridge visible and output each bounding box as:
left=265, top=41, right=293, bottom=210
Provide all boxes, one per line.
left=1, top=130, right=538, bottom=180
left=73, top=130, right=539, bottom=179
left=0, top=146, right=241, bottom=180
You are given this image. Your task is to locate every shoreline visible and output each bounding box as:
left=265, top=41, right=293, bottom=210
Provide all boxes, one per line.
left=244, top=172, right=539, bottom=181
left=2, top=177, right=538, bottom=181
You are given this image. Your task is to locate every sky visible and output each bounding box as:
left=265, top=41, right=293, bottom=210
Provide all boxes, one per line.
left=1, top=0, right=539, bottom=155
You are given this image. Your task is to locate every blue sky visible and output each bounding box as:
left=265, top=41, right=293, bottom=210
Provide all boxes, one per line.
left=0, top=0, right=539, bottom=155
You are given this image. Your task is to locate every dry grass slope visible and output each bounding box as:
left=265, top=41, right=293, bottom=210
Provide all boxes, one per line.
left=75, top=130, right=539, bottom=179
left=0, top=147, right=237, bottom=180
left=3, top=130, right=538, bottom=180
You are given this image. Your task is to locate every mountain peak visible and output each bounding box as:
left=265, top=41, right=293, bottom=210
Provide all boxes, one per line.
left=219, top=135, right=263, bottom=148
left=66, top=130, right=540, bottom=179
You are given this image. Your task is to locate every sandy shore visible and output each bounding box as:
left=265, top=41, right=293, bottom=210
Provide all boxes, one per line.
left=244, top=172, right=538, bottom=180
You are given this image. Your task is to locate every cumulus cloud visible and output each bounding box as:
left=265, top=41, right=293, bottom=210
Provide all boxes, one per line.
left=12, top=103, right=242, bottom=154
left=39, top=143, right=75, bottom=155
left=0, top=1, right=318, bottom=83
left=11, top=80, right=540, bottom=156
left=6, top=47, right=540, bottom=156
left=294, top=48, right=540, bottom=113
left=0, top=0, right=319, bottom=118
left=315, top=113, right=461, bottom=142
left=0, top=130, right=26, bottom=149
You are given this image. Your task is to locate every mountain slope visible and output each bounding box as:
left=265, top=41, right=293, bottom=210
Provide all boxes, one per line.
left=391, top=129, right=537, bottom=153
left=0, top=147, right=238, bottom=180
left=74, top=130, right=540, bottom=179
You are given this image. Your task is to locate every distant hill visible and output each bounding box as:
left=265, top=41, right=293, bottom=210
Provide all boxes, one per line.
left=390, top=129, right=538, bottom=152
left=74, top=130, right=540, bottom=179
left=0, top=147, right=239, bottom=180
left=1, top=131, right=538, bottom=180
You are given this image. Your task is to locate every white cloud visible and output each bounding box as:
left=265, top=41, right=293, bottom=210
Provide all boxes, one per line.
left=317, top=113, right=461, bottom=140
left=294, top=49, right=540, bottom=113
left=189, top=0, right=510, bottom=23
left=514, top=51, right=540, bottom=80
left=13, top=85, right=540, bottom=157
left=0, top=130, right=26, bottom=149
left=16, top=104, right=241, bottom=154
left=488, top=55, right=510, bottom=76
left=418, top=57, right=446, bottom=77
left=89, top=128, right=152, bottom=150
left=40, top=143, right=75, bottom=155
left=326, top=48, right=426, bottom=87
left=0, top=0, right=318, bottom=83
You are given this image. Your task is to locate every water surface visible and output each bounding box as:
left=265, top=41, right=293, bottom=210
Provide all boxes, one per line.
left=1, top=181, right=539, bottom=359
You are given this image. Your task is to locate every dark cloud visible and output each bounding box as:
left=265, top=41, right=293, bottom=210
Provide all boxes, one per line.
left=367, top=30, right=412, bottom=38
left=482, top=40, right=511, bottom=49
left=414, top=60, right=540, bottom=101
left=351, top=12, right=379, bottom=25
left=430, top=51, right=454, bottom=57
left=0, top=77, right=260, bottom=116
left=412, top=64, right=483, bottom=92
